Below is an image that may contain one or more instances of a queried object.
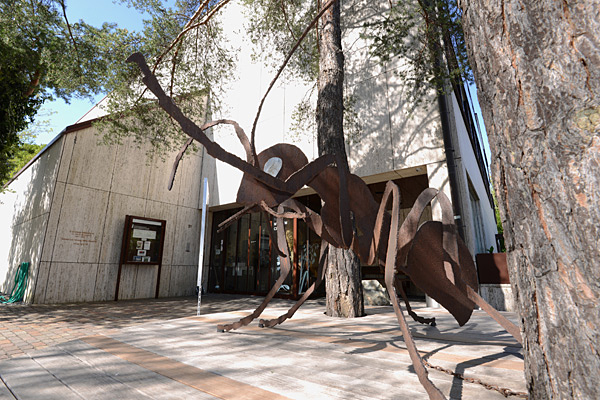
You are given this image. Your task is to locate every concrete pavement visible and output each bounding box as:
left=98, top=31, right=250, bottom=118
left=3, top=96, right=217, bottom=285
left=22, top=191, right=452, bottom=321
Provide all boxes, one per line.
left=0, top=295, right=293, bottom=360
left=0, top=295, right=526, bottom=399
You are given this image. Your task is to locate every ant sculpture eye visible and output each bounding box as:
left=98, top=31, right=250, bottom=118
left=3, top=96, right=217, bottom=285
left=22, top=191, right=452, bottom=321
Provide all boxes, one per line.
left=263, top=157, right=283, bottom=177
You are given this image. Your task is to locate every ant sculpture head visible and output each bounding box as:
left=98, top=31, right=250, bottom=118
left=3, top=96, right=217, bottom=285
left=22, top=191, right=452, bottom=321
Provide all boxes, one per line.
left=236, top=143, right=309, bottom=208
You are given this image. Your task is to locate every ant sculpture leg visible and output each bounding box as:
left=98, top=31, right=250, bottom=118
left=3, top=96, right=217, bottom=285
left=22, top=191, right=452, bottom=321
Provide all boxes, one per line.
left=216, top=198, right=329, bottom=332
left=385, top=184, right=522, bottom=399
left=380, top=182, right=446, bottom=400
left=466, top=285, right=522, bottom=343
left=394, top=276, right=436, bottom=326
left=374, top=276, right=437, bottom=326
left=259, top=241, right=329, bottom=328
left=257, top=198, right=335, bottom=328
left=371, top=185, right=436, bottom=328
left=216, top=206, right=293, bottom=332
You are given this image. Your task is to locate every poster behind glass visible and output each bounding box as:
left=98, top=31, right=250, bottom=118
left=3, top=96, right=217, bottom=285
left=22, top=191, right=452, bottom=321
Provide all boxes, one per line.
left=123, top=216, right=166, bottom=264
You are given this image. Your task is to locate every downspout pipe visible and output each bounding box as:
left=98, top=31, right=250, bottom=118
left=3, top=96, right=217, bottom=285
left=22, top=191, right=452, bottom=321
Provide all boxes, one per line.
left=418, top=0, right=465, bottom=241
left=438, top=92, right=466, bottom=240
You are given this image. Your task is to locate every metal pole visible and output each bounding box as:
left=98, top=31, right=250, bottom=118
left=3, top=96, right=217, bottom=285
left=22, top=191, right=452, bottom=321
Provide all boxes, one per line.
left=197, top=177, right=209, bottom=316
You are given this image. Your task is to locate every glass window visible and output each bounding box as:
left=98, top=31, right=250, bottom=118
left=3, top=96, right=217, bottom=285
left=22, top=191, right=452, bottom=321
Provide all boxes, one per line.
left=271, top=218, right=293, bottom=295
left=258, top=214, right=271, bottom=293
left=208, top=212, right=227, bottom=292
left=209, top=193, right=326, bottom=298
left=223, top=217, right=238, bottom=291
left=308, top=226, right=323, bottom=293
left=247, top=212, right=260, bottom=292
left=297, top=219, right=308, bottom=294
left=295, top=218, right=323, bottom=295
left=235, top=214, right=250, bottom=292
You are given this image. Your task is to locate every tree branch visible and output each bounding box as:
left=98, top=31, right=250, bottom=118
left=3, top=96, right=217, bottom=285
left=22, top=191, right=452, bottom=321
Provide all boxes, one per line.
left=58, top=0, right=81, bottom=67
left=183, top=0, right=213, bottom=29
left=280, top=0, right=298, bottom=41
left=130, top=0, right=231, bottom=111
left=23, top=69, right=41, bottom=97
left=152, top=0, right=232, bottom=73
left=169, top=41, right=183, bottom=97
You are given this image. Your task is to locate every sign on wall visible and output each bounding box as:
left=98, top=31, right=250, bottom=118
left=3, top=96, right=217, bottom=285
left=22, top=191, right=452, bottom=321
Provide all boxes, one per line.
left=115, top=215, right=167, bottom=300
left=123, top=217, right=166, bottom=264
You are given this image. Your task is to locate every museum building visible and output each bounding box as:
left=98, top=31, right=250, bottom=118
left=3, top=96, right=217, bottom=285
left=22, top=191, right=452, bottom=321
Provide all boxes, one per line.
left=0, top=0, right=509, bottom=309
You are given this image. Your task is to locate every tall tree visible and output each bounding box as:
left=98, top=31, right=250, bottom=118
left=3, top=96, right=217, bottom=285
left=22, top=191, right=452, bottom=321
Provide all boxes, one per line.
left=460, top=1, right=600, bottom=398
left=96, top=0, right=234, bottom=159
left=0, top=115, right=51, bottom=187
left=317, top=0, right=364, bottom=317
left=0, top=0, right=233, bottom=183
left=244, top=0, right=364, bottom=317
left=1, top=142, right=46, bottom=188
left=0, top=0, right=139, bottom=183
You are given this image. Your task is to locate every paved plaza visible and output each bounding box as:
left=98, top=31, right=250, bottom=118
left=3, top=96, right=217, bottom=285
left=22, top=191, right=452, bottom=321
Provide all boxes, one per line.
left=0, top=295, right=292, bottom=361
left=0, top=295, right=526, bottom=399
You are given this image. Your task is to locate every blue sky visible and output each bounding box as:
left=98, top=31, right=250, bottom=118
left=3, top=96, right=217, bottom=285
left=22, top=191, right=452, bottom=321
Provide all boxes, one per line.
left=35, top=1, right=150, bottom=145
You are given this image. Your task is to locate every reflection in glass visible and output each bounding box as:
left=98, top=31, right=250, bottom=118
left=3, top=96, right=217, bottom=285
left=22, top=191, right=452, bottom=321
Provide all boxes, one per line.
left=308, top=226, right=323, bottom=295
left=223, top=218, right=238, bottom=291
left=281, top=219, right=295, bottom=294
left=247, top=213, right=260, bottom=292
left=271, top=219, right=293, bottom=294
left=235, top=214, right=250, bottom=291
left=297, top=219, right=322, bottom=294
left=271, top=219, right=281, bottom=291
left=208, top=213, right=226, bottom=291
left=258, top=214, right=271, bottom=293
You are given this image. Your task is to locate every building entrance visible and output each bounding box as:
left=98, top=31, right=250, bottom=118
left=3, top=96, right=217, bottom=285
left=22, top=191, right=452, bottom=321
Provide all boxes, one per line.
left=207, top=194, right=323, bottom=299
left=207, top=174, right=431, bottom=299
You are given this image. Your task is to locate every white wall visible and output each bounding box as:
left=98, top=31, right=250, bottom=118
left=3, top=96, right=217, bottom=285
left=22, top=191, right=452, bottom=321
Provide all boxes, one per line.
left=449, top=92, right=498, bottom=255
left=0, top=137, right=63, bottom=302
left=32, top=126, right=209, bottom=303
left=342, top=0, right=446, bottom=177
left=210, top=0, right=447, bottom=209
left=2, top=118, right=216, bottom=304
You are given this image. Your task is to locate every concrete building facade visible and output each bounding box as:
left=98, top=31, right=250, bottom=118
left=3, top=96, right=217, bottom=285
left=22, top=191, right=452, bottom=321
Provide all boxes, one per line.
left=0, top=121, right=218, bottom=303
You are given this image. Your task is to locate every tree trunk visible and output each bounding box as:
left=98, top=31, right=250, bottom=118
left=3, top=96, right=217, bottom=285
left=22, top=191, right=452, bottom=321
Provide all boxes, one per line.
left=317, top=0, right=364, bottom=318
left=460, top=1, right=600, bottom=398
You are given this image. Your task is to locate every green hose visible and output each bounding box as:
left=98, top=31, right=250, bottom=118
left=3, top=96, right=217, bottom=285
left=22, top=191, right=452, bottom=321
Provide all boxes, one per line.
left=1, top=262, right=30, bottom=304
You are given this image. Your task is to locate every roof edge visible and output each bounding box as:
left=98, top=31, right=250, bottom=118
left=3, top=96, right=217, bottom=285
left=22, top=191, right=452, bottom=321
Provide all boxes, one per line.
left=2, top=117, right=101, bottom=190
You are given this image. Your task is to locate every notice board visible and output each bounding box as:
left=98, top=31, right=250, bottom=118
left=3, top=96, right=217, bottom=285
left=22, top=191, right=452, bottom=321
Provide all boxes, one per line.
left=115, top=215, right=167, bottom=300
left=122, top=216, right=166, bottom=264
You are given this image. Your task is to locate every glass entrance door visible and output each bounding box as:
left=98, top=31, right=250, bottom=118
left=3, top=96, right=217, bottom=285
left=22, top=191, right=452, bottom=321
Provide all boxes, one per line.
left=208, top=194, right=322, bottom=298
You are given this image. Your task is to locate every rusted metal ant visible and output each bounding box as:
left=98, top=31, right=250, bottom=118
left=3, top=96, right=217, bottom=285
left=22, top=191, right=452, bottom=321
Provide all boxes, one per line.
left=128, top=52, right=522, bottom=400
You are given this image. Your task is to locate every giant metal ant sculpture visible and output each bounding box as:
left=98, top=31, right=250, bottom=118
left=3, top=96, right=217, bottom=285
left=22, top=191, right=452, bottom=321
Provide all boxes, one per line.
left=128, top=52, right=522, bottom=400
